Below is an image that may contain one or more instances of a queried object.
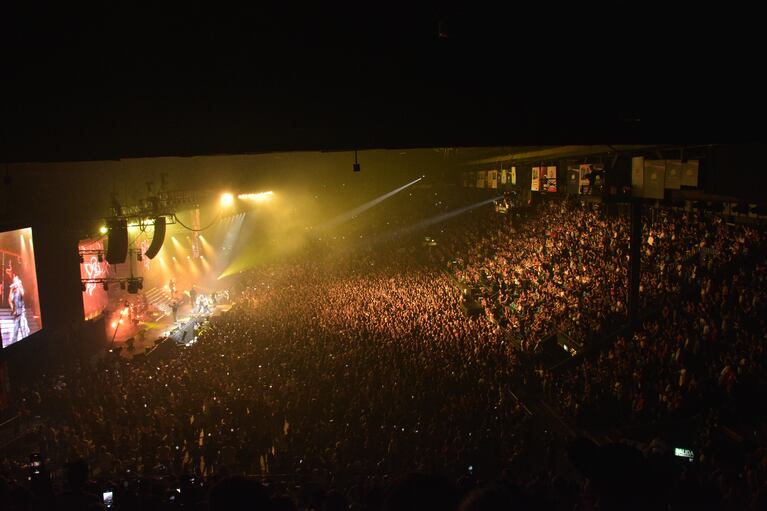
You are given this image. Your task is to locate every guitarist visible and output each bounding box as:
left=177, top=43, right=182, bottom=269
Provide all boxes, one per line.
left=9, top=275, right=29, bottom=343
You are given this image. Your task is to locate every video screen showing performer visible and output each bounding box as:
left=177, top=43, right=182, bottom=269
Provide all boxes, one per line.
left=0, top=228, right=42, bottom=348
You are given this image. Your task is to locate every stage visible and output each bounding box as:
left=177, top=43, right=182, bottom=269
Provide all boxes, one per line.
left=108, top=302, right=232, bottom=359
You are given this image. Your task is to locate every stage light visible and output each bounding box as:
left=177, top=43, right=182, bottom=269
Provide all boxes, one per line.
left=238, top=191, right=274, bottom=202
left=220, top=192, right=234, bottom=207
left=111, top=321, right=118, bottom=329
left=121, top=307, right=128, bottom=316
left=119, top=318, right=124, bottom=325
left=99, top=226, right=108, bottom=234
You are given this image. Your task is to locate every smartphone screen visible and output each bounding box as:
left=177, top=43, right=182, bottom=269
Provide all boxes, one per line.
left=29, top=453, right=42, bottom=475
left=103, top=490, right=114, bottom=508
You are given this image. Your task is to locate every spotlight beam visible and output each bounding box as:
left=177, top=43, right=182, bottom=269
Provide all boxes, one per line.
left=238, top=191, right=273, bottom=201
left=374, top=196, right=502, bottom=244
left=322, top=176, right=423, bottom=229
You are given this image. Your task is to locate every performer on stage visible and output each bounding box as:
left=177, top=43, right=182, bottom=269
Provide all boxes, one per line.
left=171, top=300, right=179, bottom=323
left=169, top=278, right=177, bottom=299
left=9, top=275, right=29, bottom=343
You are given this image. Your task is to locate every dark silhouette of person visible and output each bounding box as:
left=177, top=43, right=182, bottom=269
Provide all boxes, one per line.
left=57, top=459, right=101, bottom=511
left=384, top=473, right=460, bottom=511
left=208, top=475, right=271, bottom=511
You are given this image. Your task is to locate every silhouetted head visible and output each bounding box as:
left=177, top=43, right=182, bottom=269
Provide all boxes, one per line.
left=209, top=475, right=270, bottom=511
left=459, top=484, right=529, bottom=511
left=65, top=459, right=90, bottom=491
left=384, top=473, right=459, bottom=511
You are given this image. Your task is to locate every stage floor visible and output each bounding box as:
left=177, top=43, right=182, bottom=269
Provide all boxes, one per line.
left=108, top=303, right=232, bottom=358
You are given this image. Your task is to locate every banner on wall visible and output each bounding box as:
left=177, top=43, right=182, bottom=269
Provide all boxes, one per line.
left=79, top=238, right=111, bottom=320
left=567, top=167, right=580, bottom=194
left=544, top=166, right=557, bottom=192
left=191, top=209, right=202, bottom=260
left=665, top=160, right=682, bottom=189
left=511, top=166, right=517, bottom=185
left=643, top=159, right=666, bottom=199
left=681, top=160, right=699, bottom=186
left=476, top=170, right=486, bottom=189
left=488, top=170, right=498, bottom=189
left=531, top=167, right=540, bottom=191
left=500, top=168, right=507, bottom=185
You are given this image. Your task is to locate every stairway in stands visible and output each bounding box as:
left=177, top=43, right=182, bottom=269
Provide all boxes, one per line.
left=0, top=309, right=42, bottom=347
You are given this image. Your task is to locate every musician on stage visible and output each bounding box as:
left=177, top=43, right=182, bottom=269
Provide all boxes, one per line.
left=171, top=300, right=179, bottom=323
left=9, top=275, right=29, bottom=343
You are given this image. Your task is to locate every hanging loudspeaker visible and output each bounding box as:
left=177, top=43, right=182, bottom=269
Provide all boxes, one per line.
left=105, top=218, right=128, bottom=264
left=144, top=216, right=166, bottom=259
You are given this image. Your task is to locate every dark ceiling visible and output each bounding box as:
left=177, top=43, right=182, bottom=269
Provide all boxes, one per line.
left=2, top=6, right=763, bottom=163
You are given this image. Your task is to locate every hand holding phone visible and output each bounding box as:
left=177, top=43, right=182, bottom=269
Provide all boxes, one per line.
left=103, top=489, right=114, bottom=508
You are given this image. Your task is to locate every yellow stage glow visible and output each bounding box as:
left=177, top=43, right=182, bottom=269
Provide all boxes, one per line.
left=237, top=191, right=273, bottom=202
left=220, top=192, right=234, bottom=207
left=199, top=235, right=213, bottom=256
left=111, top=321, right=118, bottom=329
left=171, top=236, right=186, bottom=256
left=99, top=226, right=108, bottom=234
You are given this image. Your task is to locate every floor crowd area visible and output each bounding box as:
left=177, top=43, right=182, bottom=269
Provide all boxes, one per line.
left=2, top=199, right=765, bottom=510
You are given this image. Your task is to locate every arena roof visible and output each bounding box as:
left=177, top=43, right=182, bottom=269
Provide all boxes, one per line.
left=1, top=7, right=762, bottom=163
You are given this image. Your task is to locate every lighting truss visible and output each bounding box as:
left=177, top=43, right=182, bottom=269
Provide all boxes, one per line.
left=80, top=277, right=143, bottom=286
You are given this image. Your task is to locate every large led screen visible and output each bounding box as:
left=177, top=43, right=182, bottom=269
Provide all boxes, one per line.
left=0, top=228, right=42, bottom=348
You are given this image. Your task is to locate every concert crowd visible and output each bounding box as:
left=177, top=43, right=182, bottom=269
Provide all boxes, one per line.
left=0, top=198, right=765, bottom=510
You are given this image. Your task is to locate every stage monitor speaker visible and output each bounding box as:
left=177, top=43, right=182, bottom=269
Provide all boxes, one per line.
left=144, top=216, right=166, bottom=259
left=106, top=218, right=128, bottom=264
